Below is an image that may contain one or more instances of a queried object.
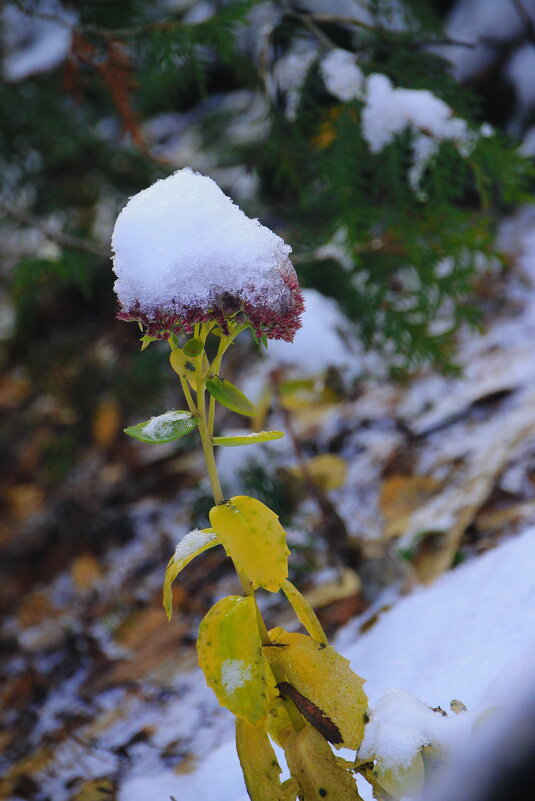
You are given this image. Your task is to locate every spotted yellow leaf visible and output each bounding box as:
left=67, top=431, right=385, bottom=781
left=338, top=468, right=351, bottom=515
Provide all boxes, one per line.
left=197, top=595, right=270, bottom=725
left=281, top=722, right=359, bottom=800
left=236, top=718, right=286, bottom=801
left=209, top=496, right=290, bottom=593
left=265, top=629, right=368, bottom=750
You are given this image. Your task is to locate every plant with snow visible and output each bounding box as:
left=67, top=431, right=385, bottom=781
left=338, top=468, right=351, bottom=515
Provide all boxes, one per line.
left=113, top=169, right=446, bottom=800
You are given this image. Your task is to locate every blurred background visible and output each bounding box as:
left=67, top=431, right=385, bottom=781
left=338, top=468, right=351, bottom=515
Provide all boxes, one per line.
left=2, top=1, right=535, bottom=799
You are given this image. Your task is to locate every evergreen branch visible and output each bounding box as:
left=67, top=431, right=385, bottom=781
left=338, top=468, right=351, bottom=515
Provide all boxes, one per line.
left=288, top=10, right=476, bottom=49
left=10, top=0, right=216, bottom=42
left=0, top=204, right=109, bottom=259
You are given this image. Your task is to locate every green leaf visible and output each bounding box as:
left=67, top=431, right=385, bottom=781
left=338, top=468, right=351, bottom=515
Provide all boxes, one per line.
left=206, top=376, right=256, bottom=416
left=140, top=334, right=158, bottom=351
left=197, top=595, right=270, bottom=725
left=209, top=496, right=290, bottom=592
left=281, top=580, right=328, bottom=645
left=124, top=410, right=198, bottom=443
left=183, top=337, right=204, bottom=357
left=213, top=431, right=284, bottom=447
left=163, top=528, right=220, bottom=620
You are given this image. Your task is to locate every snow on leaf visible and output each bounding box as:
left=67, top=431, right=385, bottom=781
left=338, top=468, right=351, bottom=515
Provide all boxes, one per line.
left=163, top=528, right=220, bottom=620
left=124, top=410, right=198, bottom=444
left=197, top=595, right=270, bottom=725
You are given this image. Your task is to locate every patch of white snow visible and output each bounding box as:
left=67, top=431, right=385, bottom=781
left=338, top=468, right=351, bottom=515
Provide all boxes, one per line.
left=112, top=168, right=293, bottom=318
left=320, top=48, right=365, bottom=102
left=221, top=658, right=252, bottom=695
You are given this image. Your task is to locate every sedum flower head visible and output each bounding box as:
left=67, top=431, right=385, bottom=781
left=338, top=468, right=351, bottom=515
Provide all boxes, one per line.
left=112, top=169, right=303, bottom=341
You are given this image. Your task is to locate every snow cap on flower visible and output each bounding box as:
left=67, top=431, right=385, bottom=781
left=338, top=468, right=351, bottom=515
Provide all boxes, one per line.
left=112, top=169, right=303, bottom=341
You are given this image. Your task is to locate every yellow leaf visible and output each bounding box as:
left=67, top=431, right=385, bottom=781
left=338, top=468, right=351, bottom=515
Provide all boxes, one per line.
left=236, top=718, right=286, bottom=801
left=197, top=595, right=270, bottom=725
left=375, top=752, right=425, bottom=799
left=281, top=580, right=328, bottom=645
left=265, top=629, right=368, bottom=750
left=92, top=399, right=120, bottom=448
left=281, top=723, right=360, bottom=800
left=163, top=529, right=220, bottom=620
left=71, top=554, right=102, bottom=592
left=289, top=453, right=348, bottom=492
left=379, top=474, right=442, bottom=539
left=266, top=697, right=294, bottom=747
left=71, top=778, right=117, bottom=801
left=209, top=496, right=290, bottom=593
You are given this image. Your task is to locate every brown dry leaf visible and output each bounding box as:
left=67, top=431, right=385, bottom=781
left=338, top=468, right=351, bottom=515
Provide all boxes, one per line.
left=71, top=554, right=102, bottom=592
left=93, top=399, right=121, bottom=448
left=71, top=777, right=117, bottom=801
left=0, top=747, right=54, bottom=801
left=175, top=754, right=198, bottom=774
left=474, top=499, right=535, bottom=534
left=379, top=474, right=442, bottom=539
left=289, top=453, right=348, bottom=492
left=90, top=611, right=187, bottom=690
left=412, top=394, right=535, bottom=582
left=6, top=484, right=46, bottom=521
left=0, top=371, right=31, bottom=410
left=115, top=606, right=176, bottom=650
left=18, top=591, right=54, bottom=629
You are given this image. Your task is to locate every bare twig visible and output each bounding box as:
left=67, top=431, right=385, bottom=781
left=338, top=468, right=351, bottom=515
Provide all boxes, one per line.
left=1, top=204, right=109, bottom=259
left=270, top=370, right=358, bottom=567
left=511, top=0, right=535, bottom=44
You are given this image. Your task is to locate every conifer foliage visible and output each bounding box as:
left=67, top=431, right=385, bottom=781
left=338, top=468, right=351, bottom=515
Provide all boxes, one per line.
left=2, top=0, right=533, bottom=369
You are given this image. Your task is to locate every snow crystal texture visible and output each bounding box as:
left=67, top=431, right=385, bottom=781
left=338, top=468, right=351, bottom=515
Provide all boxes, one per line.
left=321, top=48, right=365, bottom=102
left=112, top=169, right=293, bottom=320
left=142, top=410, right=190, bottom=440
left=174, top=529, right=217, bottom=563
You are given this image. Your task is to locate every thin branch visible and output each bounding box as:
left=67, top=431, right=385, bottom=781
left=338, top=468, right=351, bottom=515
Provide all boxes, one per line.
left=511, top=0, right=535, bottom=44
left=289, top=10, right=476, bottom=49
left=1, top=204, right=109, bottom=259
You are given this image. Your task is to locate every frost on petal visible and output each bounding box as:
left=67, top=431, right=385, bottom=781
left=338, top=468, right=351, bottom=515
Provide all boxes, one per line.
left=112, top=169, right=303, bottom=341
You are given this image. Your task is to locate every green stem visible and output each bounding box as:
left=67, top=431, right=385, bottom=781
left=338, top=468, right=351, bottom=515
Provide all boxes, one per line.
left=196, top=373, right=225, bottom=505
left=207, top=324, right=247, bottom=436
left=170, top=330, right=303, bottom=732
left=208, top=336, right=228, bottom=436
